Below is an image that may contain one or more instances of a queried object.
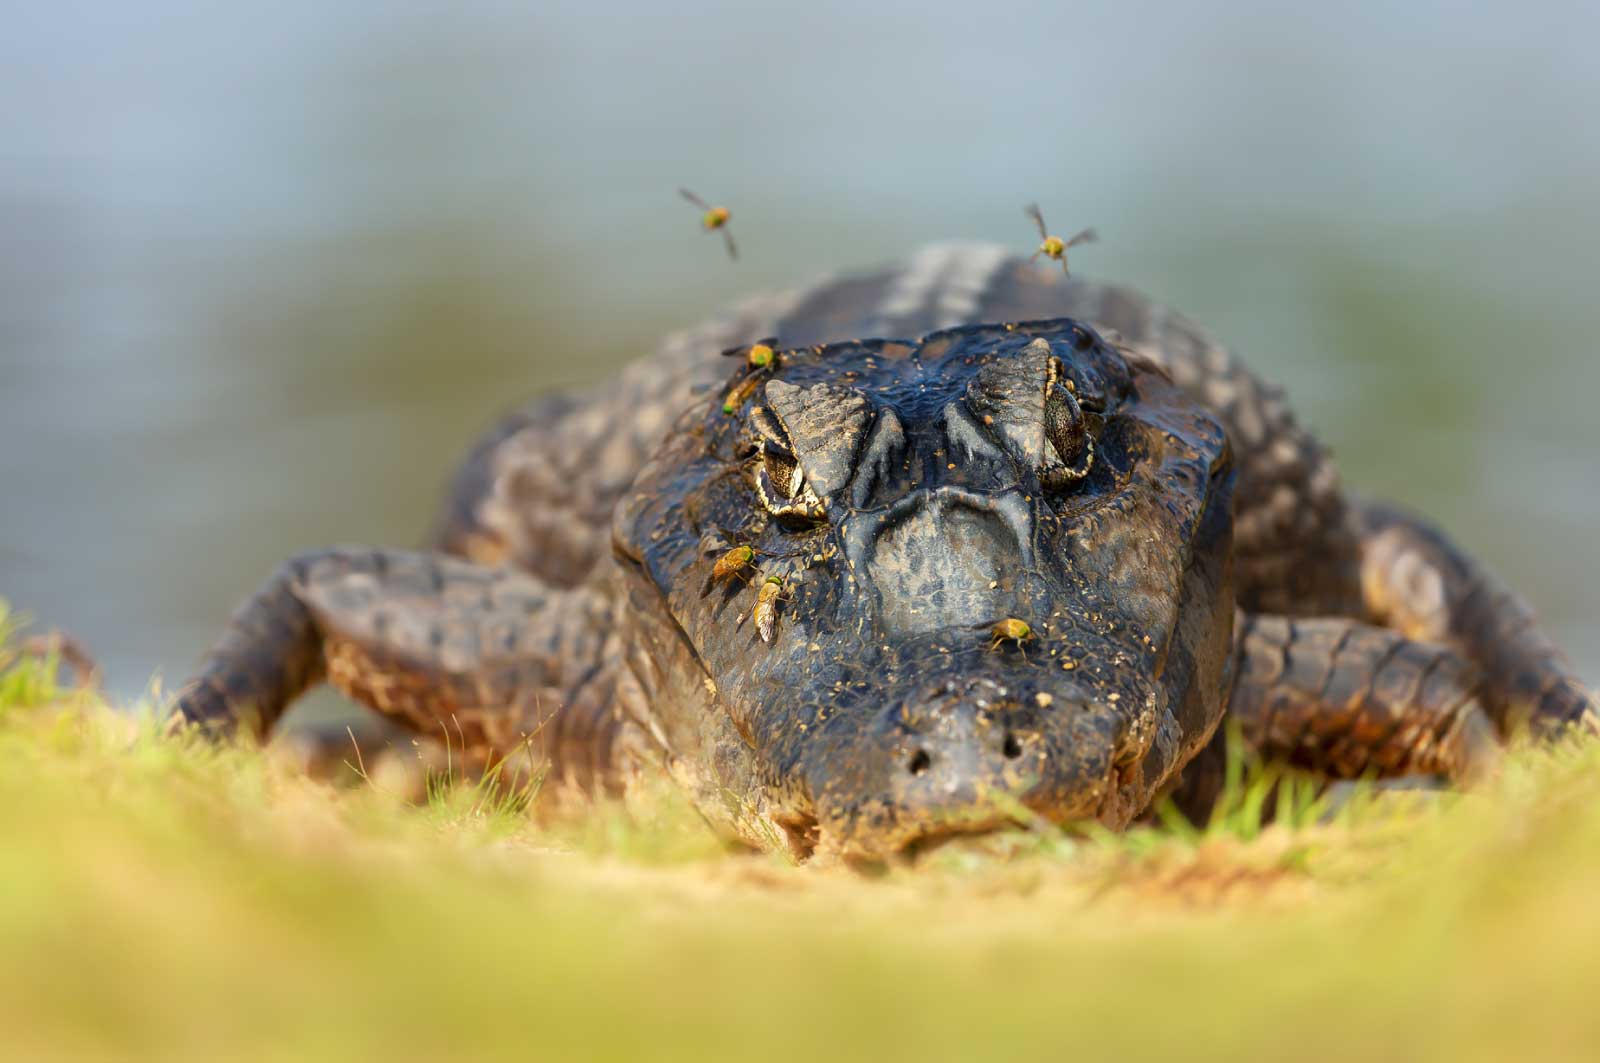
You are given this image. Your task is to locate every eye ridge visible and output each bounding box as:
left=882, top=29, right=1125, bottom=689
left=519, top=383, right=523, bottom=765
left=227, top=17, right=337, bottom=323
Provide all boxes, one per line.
left=749, top=379, right=877, bottom=523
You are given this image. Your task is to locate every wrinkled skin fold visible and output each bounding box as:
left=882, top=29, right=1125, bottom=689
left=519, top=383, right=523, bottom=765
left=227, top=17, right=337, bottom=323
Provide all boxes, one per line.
left=174, top=245, right=1597, bottom=862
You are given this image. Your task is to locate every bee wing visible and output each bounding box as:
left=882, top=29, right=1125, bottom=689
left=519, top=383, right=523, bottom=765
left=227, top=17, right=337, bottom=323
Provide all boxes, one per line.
left=1024, top=203, right=1048, bottom=240
left=679, top=187, right=710, bottom=210
left=1065, top=227, right=1098, bottom=248
left=721, top=227, right=739, bottom=261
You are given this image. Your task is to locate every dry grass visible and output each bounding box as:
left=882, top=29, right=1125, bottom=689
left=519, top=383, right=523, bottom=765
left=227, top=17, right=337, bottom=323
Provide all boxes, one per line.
left=3, top=603, right=1600, bottom=1061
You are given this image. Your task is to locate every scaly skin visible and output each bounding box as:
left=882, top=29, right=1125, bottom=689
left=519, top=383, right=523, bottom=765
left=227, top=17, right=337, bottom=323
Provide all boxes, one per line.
left=174, top=244, right=1596, bottom=861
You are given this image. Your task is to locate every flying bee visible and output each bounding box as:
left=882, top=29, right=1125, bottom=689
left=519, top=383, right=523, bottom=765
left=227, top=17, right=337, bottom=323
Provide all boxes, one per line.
left=1024, top=203, right=1096, bottom=277
left=989, top=617, right=1035, bottom=655
left=719, top=337, right=780, bottom=414
left=680, top=188, right=738, bottom=260
left=753, top=573, right=793, bottom=643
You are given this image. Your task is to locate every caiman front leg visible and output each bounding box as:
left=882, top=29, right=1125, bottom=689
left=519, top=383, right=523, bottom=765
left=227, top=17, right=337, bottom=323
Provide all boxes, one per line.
left=1177, top=612, right=1502, bottom=822
left=1352, top=500, right=1597, bottom=738
left=1225, top=612, right=1501, bottom=783
left=173, top=548, right=624, bottom=788
left=1168, top=611, right=1505, bottom=821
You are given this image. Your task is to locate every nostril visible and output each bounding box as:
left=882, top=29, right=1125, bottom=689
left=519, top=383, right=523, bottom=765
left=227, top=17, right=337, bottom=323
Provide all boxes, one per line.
left=1002, top=732, right=1023, bottom=760
left=907, top=749, right=932, bottom=776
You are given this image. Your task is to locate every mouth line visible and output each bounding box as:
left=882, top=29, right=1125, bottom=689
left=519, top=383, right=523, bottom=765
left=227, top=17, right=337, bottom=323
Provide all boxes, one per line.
left=830, top=805, right=1063, bottom=868
left=912, top=786, right=1068, bottom=850
left=812, top=782, right=1076, bottom=865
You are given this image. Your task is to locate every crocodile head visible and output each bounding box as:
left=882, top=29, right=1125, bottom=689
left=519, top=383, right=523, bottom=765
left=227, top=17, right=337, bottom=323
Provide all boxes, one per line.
left=612, top=320, right=1236, bottom=861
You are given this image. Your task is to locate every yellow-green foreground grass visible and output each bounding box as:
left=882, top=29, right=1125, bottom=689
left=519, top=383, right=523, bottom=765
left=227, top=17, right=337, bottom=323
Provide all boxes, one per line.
left=4, top=610, right=1600, bottom=1061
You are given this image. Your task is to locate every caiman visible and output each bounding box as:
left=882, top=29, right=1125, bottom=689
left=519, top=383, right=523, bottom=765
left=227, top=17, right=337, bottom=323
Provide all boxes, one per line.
left=174, top=243, right=1597, bottom=861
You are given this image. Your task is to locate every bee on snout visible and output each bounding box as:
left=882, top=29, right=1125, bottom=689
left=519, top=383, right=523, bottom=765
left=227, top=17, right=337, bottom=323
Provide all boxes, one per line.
left=681, top=188, right=738, bottom=260
left=1024, top=203, right=1096, bottom=277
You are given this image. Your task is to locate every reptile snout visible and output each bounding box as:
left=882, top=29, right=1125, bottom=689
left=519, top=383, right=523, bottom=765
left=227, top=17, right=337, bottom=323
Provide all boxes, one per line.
left=892, top=676, right=1048, bottom=789
left=804, top=675, right=1127, bottom=860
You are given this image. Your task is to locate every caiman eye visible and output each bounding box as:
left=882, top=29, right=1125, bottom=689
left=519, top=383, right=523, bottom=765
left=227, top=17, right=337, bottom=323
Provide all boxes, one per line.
left=747, top=406, right=827, bottom=522
left=1042, top=379, right=1094, bottom=488
left=754, top=442, right=827, bottom=521
left=966, top=342, right=1102, bottom=491
left=759, top=442, right=803, bottom=498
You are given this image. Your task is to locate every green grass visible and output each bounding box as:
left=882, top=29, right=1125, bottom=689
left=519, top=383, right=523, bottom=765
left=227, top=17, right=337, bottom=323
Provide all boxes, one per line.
left=4, top=607, right=1600, bottom=1061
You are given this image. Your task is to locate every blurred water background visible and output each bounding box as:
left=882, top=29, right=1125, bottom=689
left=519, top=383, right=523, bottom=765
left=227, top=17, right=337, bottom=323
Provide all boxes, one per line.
left=3, top=0, right=1597, bottom=698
